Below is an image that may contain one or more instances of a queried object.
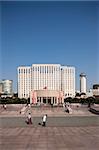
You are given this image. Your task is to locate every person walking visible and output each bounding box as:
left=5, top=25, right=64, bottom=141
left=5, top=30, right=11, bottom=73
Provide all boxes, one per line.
left=26, top=113, right=32, bottom=124
left=42, top=114, right=47, bottom=127
left=4, top=104, right=7, bottom=110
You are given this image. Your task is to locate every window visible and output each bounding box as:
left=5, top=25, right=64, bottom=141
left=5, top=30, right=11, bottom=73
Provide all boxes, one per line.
left=46, top=66, right=48, bottom=73
left=35, top=67, right=37, bottom=71
left=42, top=67, right=44, bottom=73
left=49, top=66, right=51, bottom=73
left=40, top=66, right=42, bottom=73
left=21, top=69, right=23, bottom=73
left=52, top=67, right=53, bottom=73
left=45, top=66, right=46, bottom=73
left=26, top=69, right=27, bottom=73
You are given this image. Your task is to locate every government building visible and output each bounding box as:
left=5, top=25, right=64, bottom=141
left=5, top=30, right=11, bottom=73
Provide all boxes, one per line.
left=17, top=64, right=75, bottom=104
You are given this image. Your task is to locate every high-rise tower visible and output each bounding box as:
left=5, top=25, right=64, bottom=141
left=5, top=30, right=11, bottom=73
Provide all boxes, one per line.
left=80, top=73, right=87, bottom=93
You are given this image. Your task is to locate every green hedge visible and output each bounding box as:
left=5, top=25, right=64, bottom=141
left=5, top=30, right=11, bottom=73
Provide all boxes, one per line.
left=64, top=97, right=99, bottom=104
left=0, top=98, right=30, bottom=104
left=0, top=97, right=99, bottom=104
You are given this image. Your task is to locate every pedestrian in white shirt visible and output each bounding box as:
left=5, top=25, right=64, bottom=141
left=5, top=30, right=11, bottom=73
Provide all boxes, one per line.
left=42, top=114, right=47, bottom=127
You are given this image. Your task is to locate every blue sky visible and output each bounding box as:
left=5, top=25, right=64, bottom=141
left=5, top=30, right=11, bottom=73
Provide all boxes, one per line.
left=0, top=1, right=99, bottom=92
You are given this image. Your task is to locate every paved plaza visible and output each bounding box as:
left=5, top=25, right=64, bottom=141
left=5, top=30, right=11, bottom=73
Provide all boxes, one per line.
left=0, top=104, right=99, bottom=150
left=0, top=104, right=98, bottom=117
left=0, top=126, right=99, bottom=150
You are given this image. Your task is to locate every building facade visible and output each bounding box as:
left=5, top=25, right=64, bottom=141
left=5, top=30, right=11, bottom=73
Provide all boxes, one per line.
left=30, top=89, right=64, bottom=104
left=80, top=73, right=87, bottom=93
left=0, top=82, right=3, bottom=94
left=92, top=84, right=99, bottom=96
left=0, top=80, right=13, bottom=96
left=31, top=64, right=61, bottom=91
left=61, top=66, right=75, bottom=97
left=18, top=64, right=75, bottom=103
left=17, top=66, right=31, bottom=99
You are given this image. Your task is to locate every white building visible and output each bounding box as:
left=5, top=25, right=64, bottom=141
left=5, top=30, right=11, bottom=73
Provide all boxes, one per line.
left=17, top=64, right=75, bottom=103
left=61, top=66, right=75, bottom=97
left=17, top=66, right=31, bottom=99
left=1, top=80, right=13, bottom=96
left=31, top=64, right=61, bottom=91
left=0, top=82, right=3, bottom=93
left=92, top=84, right=99, bottom=96
left=80, top=73, right=87, bottom=93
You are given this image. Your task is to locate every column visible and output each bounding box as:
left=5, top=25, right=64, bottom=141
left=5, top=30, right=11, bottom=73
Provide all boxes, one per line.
left=41, top=97, right=43, bottom=104
left=51, top=97, right=53, bottom=104
left=56, top=97, right=58, bottom=104
left=46, top=97, right=48, bottom=104
left=53, top=97, right=55, bottom=104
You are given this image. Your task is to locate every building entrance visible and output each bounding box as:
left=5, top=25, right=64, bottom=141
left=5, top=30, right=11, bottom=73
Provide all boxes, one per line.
left=48, top=98, right=51, bottom=104
left=43, top=98, right=46, bottom=103
left=43, top=97, right=52, bottom=104
left=38, top=96, right=58, bottom=105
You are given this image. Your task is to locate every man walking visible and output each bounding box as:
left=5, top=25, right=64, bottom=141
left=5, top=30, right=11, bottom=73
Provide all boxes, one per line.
left=42, top=114, right=47, bottom=127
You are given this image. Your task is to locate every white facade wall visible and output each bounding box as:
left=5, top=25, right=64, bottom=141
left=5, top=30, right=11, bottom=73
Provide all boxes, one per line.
left=17, top=66, right=31, bottom=99
left=0, top=83, right=3, bottom=93
left=31, top=64, right=61, bottom=91
left=1, top=80, right=13, bottom=95
left=17, top=64, right=75, bottom=99
left=92, top=89, right=99, bottom=96
left=61, top=66, right=75, bottom=97
left=80, top=74, right=87, bottom=93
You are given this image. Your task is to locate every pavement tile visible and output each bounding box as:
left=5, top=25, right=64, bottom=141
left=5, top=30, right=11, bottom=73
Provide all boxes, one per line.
left=0, top=126, right=99, bottom=150
left=0, top=105, right=99, bottom=150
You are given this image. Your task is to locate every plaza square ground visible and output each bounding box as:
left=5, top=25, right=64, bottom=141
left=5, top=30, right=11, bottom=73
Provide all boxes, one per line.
left=0, top=126, right=99, bottom=150
left=0, top=104, right=99, bottom=117
left=0, top=104, right=99, bottom=150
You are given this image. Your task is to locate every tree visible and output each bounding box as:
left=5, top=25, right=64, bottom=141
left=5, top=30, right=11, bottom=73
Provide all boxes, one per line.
left=86, top=97, right=95, bottom=107
left=64, top=97, right=72, bottom=103
left=75, top=93, right=80, bottom=97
